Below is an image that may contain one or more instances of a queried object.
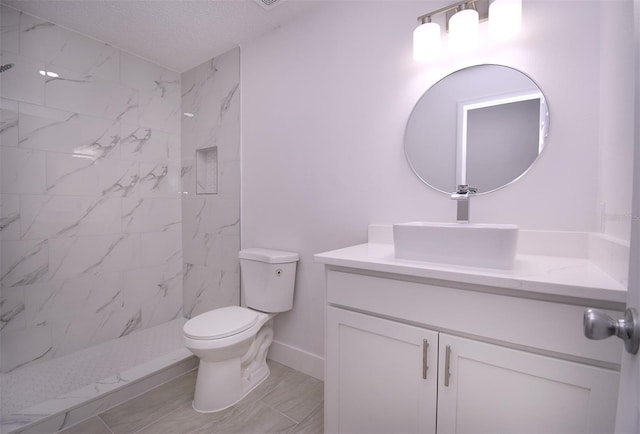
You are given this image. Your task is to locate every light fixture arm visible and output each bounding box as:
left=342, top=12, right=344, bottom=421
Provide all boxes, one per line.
left=416, top=0, right=479, bottom=24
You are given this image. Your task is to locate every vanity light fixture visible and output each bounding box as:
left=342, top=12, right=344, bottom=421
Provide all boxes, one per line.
left=448, top=3, right=480, bottom=51
left=413, top=17, right=441, bottom=62
left=413, top=0, right=522, bottom=61
left=488, top=0, right=522, bottom=40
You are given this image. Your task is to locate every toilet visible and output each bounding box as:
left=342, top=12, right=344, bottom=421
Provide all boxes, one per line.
left=183, top=248, right=299, bottom=413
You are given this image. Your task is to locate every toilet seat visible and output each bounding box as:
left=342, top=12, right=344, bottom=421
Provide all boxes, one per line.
left=184, top=306, right=259, bottom=340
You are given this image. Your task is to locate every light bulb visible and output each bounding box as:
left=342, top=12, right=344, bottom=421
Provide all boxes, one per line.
left=413, top=21, right=441, bottom=62
left=489, top=0, right=522, bottom=40
left=448, top=8, right=479, bottom=51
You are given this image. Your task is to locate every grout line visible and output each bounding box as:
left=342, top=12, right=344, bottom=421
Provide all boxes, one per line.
left=260, top=400, right=300, bottom=425
left=299, top=400, right=324, bottom=425
left=97, top=415, right=116, bottom=434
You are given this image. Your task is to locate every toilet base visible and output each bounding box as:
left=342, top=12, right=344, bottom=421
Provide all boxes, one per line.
left=191, top=320, right=274, bottom=413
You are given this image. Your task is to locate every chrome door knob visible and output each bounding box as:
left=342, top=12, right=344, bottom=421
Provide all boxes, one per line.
left=583, top=308, right=640, bottom=354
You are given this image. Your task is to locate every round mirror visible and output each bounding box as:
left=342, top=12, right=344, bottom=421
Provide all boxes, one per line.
left=404, top=64, right=549, bottom=195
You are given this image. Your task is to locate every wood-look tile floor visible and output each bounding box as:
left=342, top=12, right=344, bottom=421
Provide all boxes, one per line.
left=59, top=360, right=323, bottom=434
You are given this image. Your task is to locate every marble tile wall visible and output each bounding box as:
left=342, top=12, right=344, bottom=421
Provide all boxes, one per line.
left=0, top=5, right=183, bottom=372
left=181, top=48, right=240, bottom=318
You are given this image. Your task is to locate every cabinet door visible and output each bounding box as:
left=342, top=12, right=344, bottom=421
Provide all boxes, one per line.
left=437, top=334, right=619, bottom=434
left=326, top=307, right=438, bottom=434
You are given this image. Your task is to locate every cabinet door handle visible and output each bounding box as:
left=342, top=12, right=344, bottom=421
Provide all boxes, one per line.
left=422, top=339, right=429, bottom=379
left=444, top=345, right=452, bottom=387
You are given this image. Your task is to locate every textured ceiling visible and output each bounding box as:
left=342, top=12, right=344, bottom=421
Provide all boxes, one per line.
left=2, top=0, right=325, bottom=72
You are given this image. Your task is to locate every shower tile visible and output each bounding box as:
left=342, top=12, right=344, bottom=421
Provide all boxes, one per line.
left=181, top=262, right=222, bottom=318
left=45, top=66, right=138, bottom=122
left=123, top=261, right=183, bottom=329
left=214, top=121, right=241, bottom=163
left=121, top=197, right=181, bottom=233
left=0, top=193, right=20, bottom=240
left=46, top=152, right=102, bottom=196
left=100, top=370, right=197, bottom=434
left=19, top=194, right=50, bottom=239
left=181, top=196, right=239, bottom=235
left=182, top=231, right=221, bottom=267
left=219, top=234, right=240, bottom=301
left=17, top=103, right=120, bottom=159
left=137, top=163, right=181, bottom=198
left=180, top=158, right=195, bottom=196
left=20, top=14, right=120, bottom=82
left=120, top=52, right=177, bottom=93
left=99, top=159, right=140, bottom=198
left=21, top=194, right=122, bottom=239
left=181, top=93, right=238, bottom=155
left=0, top=7, right=184, bottom=378
left=50, top=307, right=137, bottom=357
left=0, top=51, right=46, bottom=105
left=1, top=318, right=191, bottom=425
left=0, top=324, right=52, bottom=372
left=181, top=50, right=240, bottom=127
left=0, top=5, right=20, bottom=54
left=139, top=231, right=182, bottom=267
left=219, top=156, right=241, bottom=200
left=0, top=285, right=26, bottom=332
left=48, top=234, right=139, bottom=281
left=138, top=85, right=181, bottom=134
left=47, top=157, right=140, bottom=202
left=180, top=58, right=215, bottom=116
left=24, top=271, right=124, bottom=329
left=0, top=238, right=49, bottom=288
left=1, top=147, right=46, bottom=194
left=0, top=100, right=19, bottom=148
left=119, top=125, right=179, bottom=163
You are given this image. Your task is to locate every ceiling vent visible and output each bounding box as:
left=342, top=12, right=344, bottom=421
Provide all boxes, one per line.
left=254, top=0, right=285, bottom=11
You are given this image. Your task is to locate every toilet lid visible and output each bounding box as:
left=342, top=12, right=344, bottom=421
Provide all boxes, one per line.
left=183, top=306, right=259, bottom=340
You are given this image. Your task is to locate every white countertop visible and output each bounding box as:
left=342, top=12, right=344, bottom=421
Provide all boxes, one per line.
left=315, top=243, right=627, bottom=305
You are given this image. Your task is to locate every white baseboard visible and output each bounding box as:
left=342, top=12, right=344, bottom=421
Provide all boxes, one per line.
left=268, top=340, right=324, bottom=381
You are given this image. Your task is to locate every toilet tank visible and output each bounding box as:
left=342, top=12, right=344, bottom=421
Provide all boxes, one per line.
left=239, top=248, right=299, bottom=313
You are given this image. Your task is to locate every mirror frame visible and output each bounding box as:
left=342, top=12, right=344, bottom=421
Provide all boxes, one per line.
left=404, top=64, right=550, bottom=195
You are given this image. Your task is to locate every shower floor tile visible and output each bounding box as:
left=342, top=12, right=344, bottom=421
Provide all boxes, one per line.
left=60, top=360, right=324, bottom=434
left=0, top=318, right=188, bottom=417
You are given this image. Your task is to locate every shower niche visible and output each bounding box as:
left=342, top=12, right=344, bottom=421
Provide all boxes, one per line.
left=196, top=146, right=218, bottom=195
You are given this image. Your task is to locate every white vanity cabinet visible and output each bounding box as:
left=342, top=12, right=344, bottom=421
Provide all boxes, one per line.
left=319, top=254, right=626, bottom=434
left=437, top=334, right=618, bottom=434
left=326, top=307, right=438, bottom=433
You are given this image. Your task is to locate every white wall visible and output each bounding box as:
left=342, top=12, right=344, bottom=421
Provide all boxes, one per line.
left=597, top=0, right=635, bottom=241
left=241, top=1, right=634, bottom=362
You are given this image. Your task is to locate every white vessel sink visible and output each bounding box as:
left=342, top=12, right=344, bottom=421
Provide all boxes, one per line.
left=393, top=222, right=518, bottom=269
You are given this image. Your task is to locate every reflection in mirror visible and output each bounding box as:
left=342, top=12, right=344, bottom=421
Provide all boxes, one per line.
left=404, top=64, right=549, bottom=195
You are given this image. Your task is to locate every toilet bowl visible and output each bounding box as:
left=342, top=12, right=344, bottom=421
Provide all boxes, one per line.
left=183, top=248, right=299, bottom=413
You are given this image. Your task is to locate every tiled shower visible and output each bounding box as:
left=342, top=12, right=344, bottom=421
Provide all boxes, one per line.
left=0, top=4, right=240, bottom=432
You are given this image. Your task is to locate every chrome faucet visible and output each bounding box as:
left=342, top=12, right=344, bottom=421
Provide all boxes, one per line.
left=451, top=184, right=477, bottom=222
